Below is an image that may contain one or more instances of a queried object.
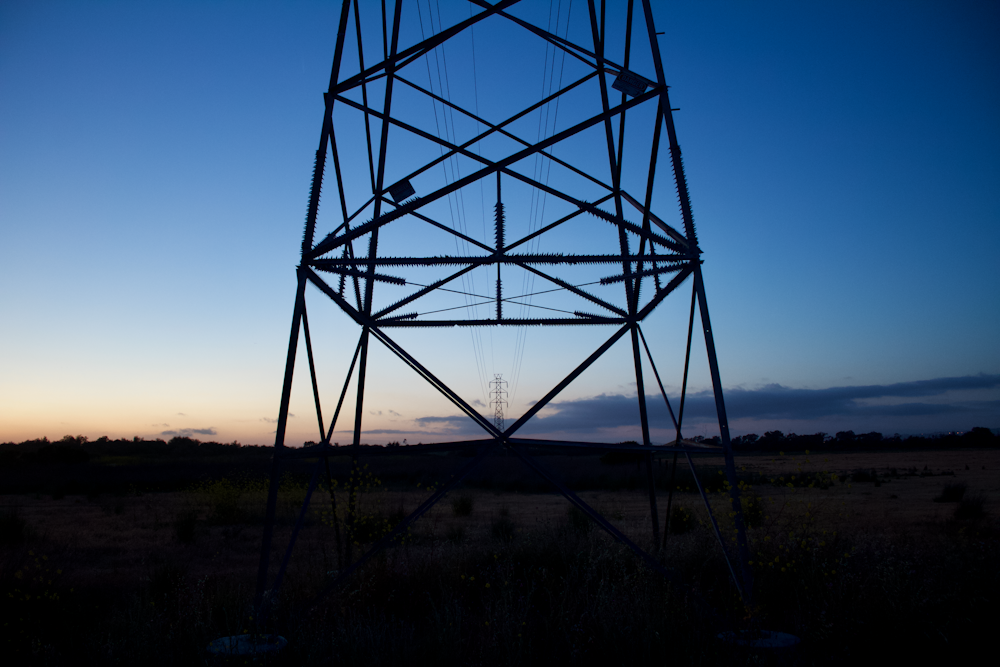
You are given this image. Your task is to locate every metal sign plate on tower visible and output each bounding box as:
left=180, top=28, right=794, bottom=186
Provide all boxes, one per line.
left=612, top=69, right=649, bottom=97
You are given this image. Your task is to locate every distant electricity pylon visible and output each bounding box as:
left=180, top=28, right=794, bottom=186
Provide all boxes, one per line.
left=489, top=374, right=508, bottom=432
left=255, top=0, right=754, bottom=619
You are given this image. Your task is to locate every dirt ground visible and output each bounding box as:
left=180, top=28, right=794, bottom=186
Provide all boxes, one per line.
left=2, top=448, right=996, bottom=594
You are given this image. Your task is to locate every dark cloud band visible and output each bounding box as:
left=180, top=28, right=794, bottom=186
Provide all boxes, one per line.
left=395, top=374, right=998, bottom=436
left=521, top=374, right=1000, bottom=432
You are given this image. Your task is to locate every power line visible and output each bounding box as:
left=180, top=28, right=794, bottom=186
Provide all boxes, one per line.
left=417, top=0, right=491, bottom=408
left=510, top=0, right=574, bottom=408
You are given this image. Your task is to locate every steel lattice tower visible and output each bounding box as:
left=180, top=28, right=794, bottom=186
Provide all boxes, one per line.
left=490, top=374, right=507, bottom=432
left=255, top=0, right=753, bottom=615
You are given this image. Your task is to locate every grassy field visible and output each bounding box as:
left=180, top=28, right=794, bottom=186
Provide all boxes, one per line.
left=1, top=447, right=997, bottom=665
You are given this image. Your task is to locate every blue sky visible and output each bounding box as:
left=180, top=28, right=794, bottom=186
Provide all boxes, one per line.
left=1, top=1, right=998, bottom=445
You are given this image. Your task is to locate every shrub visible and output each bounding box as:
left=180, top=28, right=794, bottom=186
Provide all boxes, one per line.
left=196, top=474, right=268, bottom=524
left=741, top=492, right=764, bottom=528
left=351, top=511, right=394, bottom=543
left=451, top=494, right=473, bottom=517
left=388, top=504, right=406, bottom=526
left=954, top=493, right=986, bottom=520
left=666, top=505, right=695, bottom=535
left=0, top=506, right=28, bottom=545
left=491, top=514, right=516, bottom=542
left=175, top=509, right=197, bottom=544
left=852, top=469, right=877, bottom=484
left=934, top=482, right=967, bottom=503
left=567, top=505, right=593, bottom=534
left=37, top=444, right=90, bottom=464
left=600, top=449, right=644, bottom=465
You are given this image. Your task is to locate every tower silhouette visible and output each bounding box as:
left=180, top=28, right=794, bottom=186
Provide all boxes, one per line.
left=255, top=0, right=753, bottom=614
left=490, top=374, right=508, bottom=432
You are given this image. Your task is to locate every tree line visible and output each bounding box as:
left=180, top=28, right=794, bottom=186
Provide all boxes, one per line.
left=0, top=427, right=996, bottom=466
left=714, top=426, right=997, bottom=451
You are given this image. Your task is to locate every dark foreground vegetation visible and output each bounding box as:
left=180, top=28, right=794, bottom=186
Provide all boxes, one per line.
left=0, top=435, right=997, bottom=665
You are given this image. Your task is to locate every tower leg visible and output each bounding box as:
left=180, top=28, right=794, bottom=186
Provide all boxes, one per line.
left=630, top=324, right=660, bottom=546
left=255, top=269, right=307, bottom=614
left=693, top=265, right=754, bottom=604
left=345, top=325, right=371, bottom=566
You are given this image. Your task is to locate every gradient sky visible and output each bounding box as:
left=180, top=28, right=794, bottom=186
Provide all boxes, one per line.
left=2, top=0, right=998, bottom=445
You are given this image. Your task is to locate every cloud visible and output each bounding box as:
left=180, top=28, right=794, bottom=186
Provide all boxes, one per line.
left=515, top=373, right=1000, bottom=434
left=705, top=374, right=1000, bottom=421
left=161, top=427, right=218, bottom=437
left=388, top=410, right=401, bottom=417
left=357, top=428, right=412, bottom=435
left=471, top=399, right=485, bottom=407
left=260, top=414, right=295, bottom=424
left=339, top=374, right=999, bottom=440
left=176, top=412, right=186, bottom=416
left=369, top=410, right=383, bottom=416
left=414, top=415, right=477, bottom=428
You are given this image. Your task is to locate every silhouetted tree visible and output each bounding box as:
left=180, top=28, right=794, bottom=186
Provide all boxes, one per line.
left=835, top=431, right=856, bottom=445
left=856, top=432, right=883, bottom=445
left=732, top=434, right=759, bottom=449
left=964, top=427, right=998, bottom=447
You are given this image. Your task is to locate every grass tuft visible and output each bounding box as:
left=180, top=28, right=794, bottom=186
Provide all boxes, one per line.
left=954, top=493, right=986, bottom=520
left=934, top=482, right=967, bottom=502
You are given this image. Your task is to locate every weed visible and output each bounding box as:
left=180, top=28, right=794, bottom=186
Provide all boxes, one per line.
left=452, top=494, right=474, bottom=517
left=148, top=562, right=186, bottom=608
left=666, top=505, right=695, bottom=534
left=352, top=511, right=397, bottom=543
left=741, top=492, right=764, bottom=528
left=491, top=514, right=516, bottom=543
left=446, top=525, right=466, bottom=543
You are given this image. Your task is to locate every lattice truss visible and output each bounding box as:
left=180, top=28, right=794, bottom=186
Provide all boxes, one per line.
left=257, top=0, right=754, bottom=612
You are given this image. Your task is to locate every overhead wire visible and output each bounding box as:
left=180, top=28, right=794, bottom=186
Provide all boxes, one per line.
left=408, top=279, right=603, bottom=302
left=413, top=300, right=579, bottom=319
left=433, top=0, right=493, bottom=407
left=509, top=0, right=574, bottom=408
left=468, top=2, right=497, bottom=384
left=417, top=0, right=491, bottom=408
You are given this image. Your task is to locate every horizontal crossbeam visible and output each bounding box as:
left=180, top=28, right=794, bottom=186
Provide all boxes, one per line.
left=312, top=253, right=694, bottom=267
left=309, top=86, right=661, bottom=258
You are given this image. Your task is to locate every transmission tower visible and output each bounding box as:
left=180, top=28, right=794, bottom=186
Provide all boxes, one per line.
left=489, top=374, right=508, bottom=432
left=255, top=0, right=754, bottom=618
